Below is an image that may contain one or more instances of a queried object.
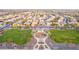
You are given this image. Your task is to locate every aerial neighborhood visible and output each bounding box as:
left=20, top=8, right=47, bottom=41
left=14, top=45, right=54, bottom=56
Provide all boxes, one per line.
left=0, top=9, right=79, bottom=50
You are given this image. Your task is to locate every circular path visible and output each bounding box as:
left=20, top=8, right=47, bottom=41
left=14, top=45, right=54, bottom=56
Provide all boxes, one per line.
left=33, top=30, right=50, bottom=50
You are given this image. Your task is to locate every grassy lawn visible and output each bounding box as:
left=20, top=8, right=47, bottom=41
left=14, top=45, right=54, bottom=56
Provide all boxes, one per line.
left=48, top=30, right=79, bottom=44
left=0, top=29, right=32, bottom=45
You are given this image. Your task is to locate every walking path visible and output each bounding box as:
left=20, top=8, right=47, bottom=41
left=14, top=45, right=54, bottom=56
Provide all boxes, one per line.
left=33, top=30, right=50, bottom=50
left=25, top=37, right=37, bottom=49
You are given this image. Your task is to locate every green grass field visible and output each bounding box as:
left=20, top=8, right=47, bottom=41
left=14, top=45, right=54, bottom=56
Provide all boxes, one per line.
left=0, top=29, right=32, bottom=45
left=48, top=30, right=79, bottom=44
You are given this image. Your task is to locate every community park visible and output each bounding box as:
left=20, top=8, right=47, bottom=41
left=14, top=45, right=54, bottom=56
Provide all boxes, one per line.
left=0, top=9, right=79, bottom=50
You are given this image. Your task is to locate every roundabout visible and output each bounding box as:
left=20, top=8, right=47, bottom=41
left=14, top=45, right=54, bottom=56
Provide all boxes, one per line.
left=35, top=32, right=47, bottom=39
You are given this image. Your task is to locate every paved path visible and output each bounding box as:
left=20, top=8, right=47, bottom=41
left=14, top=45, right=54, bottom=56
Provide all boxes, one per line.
left=25, top=37, right=37, bottom=49
left=45, top=37, right=54, bottom=49
left=33, top=30, right=50, bottom=50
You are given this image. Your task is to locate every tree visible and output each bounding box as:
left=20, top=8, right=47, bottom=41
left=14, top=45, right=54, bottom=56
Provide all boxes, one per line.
left=12, top=23, right=18, bottom=28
